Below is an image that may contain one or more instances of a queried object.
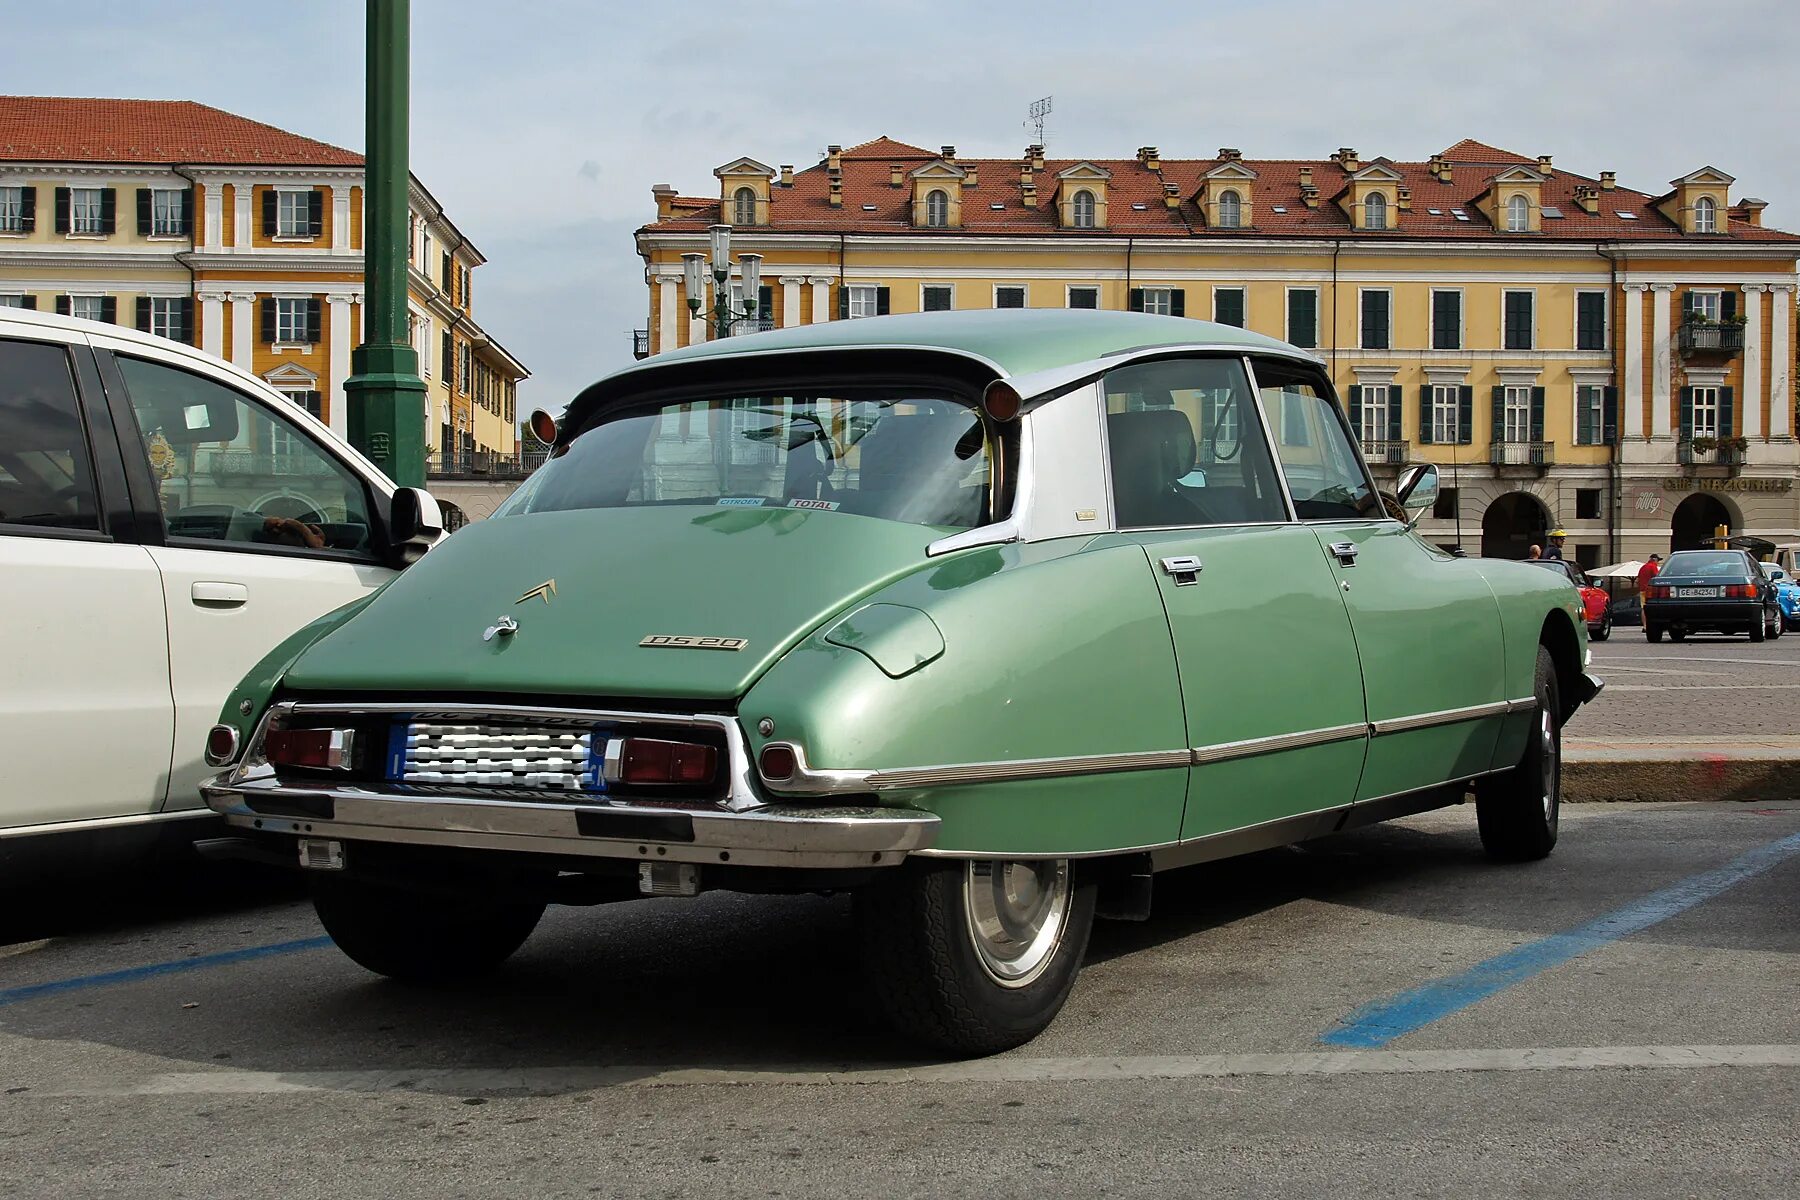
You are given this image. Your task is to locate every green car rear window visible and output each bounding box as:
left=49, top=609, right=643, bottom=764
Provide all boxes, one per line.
left=497, top=388, right=994, bottom=530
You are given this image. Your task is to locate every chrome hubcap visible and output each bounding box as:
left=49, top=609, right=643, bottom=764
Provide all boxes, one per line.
left=1538, top=706, right=1558, bottom=820
left=964, top=859, right=1071, bottom=988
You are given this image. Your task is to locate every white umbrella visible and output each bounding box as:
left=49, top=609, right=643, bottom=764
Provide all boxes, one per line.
left=1589, top=560, right=1647, bottom=579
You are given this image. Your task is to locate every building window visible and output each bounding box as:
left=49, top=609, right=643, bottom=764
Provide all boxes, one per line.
left=1506, top=194, right=1530, bottom=232
left=1071, top=189, right=1095, bottom=229
left=1503, top=290, right=1534, bottom=350
left=148, top=298, right=184, bottom=340
left=69, top=295, right=107, bottom=322
left=1433, top=487, right=1459, bottom=521
left=1212, top=287, right=1245, bottom=328
left=1286, top=288, right=1318, bottom=349
left=995, top=285, right=1027, bottom=310
left=1431, top=289, right=1462, bottom=350
left=275, top=298, right=311, bottom=343
left=0, top=186, right=24, bottom=233
left=926, top=189, right=949, bottom=228
left=1501, top=385, right=1532, bottom=443
left=1360, top=290, right=1390, bottom=349
left=1694, top=195, right=1717, bottom=233
left=847, top=285, right=882, bottom=318
left=1216, top=190, right=1241, bottom=229
left=1575, top=384, right=1609, bottom=445
left=1576, top=291, right=1607, bottom=350
left=733, top=187, right=756, bottom=225
left=1576, top=488, right=1602, bottom=520
left=1358, top=385, right=1391, bottom=446
left=922, top=284, right=953, bottom=312
left=280, top=388, right=323, bottom=419
left=1431, top=385, right=1461, bottom=444
left=1690, top=386, right=1719, bottom=438
left=1689, top=290, right=1721, bottom=322
left=151, top=188, right=186, bottom=235
left=0, top=295, right=32, bottom=308
left=1363, top=192, right=1387, bottom=230
left=1067, top=286, right=1098, bottom=310
left=71, top=187, right=106, bottom=234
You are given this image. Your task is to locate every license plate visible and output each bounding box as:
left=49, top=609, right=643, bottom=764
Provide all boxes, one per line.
left=1675, top=587, right=1721, bottom=598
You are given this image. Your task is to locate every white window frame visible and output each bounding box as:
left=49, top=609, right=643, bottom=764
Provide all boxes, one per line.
left=1284, top=286, right=1320, bottom=348
left=1689, top=289, right=1722, bottom=323
left=846, top=284, right=881, bottom=319
left=920, top=283, right=953, bottom=312
left=1212, top=287, right=1246, bottom=326
left=926, top=189, right=950, bottom=228
left=0, top=186, right=23, bottom=234
left=1363, top=191, right=1387, bottom=230
left=994, top=284, right=1028, bottom=310
left=68, top=294, right=107, bottom=322
left=1693, top=195, right=1717, bottom=233
left=1139, top=286, right=1172, bottom=316
left=1502, top=385, right=1532, bottom=443
left=150, top=188, right=186, bottom=236
left=410, top=309, right=432, bottom=377
left=70, top=187, right=105, bottom=235
left=732, top=187, right=756, bottom=225
left=1506, top=194, right=1530, bottom=232
left=274, top=297, right=311, bottom=345
left=1070, top=189, right=1096, bottom=229
left=1359, top=384, right=1391, bottom=447
left=1429, top=287, right=1464, bottom=351
left=1574, top=289, right=1608, bottom=350
left=1358, top=287, right=1392, bottom=350
left=1431, top=384, right=1461, bottom=444
left=148, top=297, right=183, bottom=340
left=1502, top=288, right=1536, bottom=351
left=1216, top=189, right=1242, bottom=229
left=1690, top=386, right=1720, bottom=439
left=275, top=189, right=311, bottom=238
left=1575, top=383, right=1607, bottom=445
left=1065, top=285, right=1099, bottom=310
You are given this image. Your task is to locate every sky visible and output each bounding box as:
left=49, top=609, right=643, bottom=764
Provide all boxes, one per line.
left=3, top=0, right=1797, bottom=420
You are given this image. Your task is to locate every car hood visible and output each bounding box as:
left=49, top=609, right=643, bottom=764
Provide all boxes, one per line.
left=281, top=505, right=946, bottom=702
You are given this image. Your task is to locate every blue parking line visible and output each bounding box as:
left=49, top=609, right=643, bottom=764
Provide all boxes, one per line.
left=0, top=936, right=331, bottom=1009
left=1321, top=830, right=1800, bottom=1048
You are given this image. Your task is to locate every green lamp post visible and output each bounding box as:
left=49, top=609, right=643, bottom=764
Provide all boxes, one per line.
left=684, top=224, right=763, bottom=340
left=343, top=0, right=427, bottom=488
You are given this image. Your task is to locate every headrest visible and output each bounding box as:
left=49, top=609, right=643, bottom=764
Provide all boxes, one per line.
left=1106, top=408, right=1195, bottom=486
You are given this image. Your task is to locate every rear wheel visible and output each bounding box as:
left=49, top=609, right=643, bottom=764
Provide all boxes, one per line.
left=1749, top=618, right=1766, bottom=643
left=857, top=858, right=1096, bottom=1055
left=1770, top=613, right=1784, bottom=640
left=1591, top=611, right=1612, bottom=642
left=1476, top=646, right=1560, bottom=862
left=312, top=872, right=547, bottom=983
left=1670, top=627, right=1687, bottom=642
left=1646, top=625, right=1664, bottom=643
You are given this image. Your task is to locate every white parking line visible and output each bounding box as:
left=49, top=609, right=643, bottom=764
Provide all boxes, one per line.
left=1594, top=657, right=1800, bottom=668
left=17, top=1044, right=1800, bottom=1097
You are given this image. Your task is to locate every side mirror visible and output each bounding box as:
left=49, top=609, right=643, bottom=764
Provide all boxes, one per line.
left=388, top=486, right=443, bottom=566
left=1394, top=463, right=1439, bottom=529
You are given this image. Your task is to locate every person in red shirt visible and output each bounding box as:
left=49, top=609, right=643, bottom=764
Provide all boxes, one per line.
left=1636, top=554, right=1662, bottom=593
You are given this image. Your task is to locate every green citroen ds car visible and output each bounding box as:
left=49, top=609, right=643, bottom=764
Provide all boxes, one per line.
left=202, top=310, right=1602, bottom=1053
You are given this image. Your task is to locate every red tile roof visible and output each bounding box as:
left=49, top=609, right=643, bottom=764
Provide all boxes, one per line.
left=644, top=138, right=1799, bottom=244
left=0, top=96, right=361, bottom=166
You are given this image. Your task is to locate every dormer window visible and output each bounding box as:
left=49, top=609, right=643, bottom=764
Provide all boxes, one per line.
left=1506, top=194, right=1529, bottom=232
left=1694, top=195, right=1716, bottom=233
left=1216, top=190, right=1242, bottom=229
left=1072, top=190, right=1096, bottom=229
left=1364, top=192, right=1387, bottom=230
left=926, top=189, right=950, bottom=228
left=733, top=187, right=756, bottom=226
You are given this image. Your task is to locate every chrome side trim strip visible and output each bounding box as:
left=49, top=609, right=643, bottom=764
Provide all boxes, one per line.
left=865, top=748, right=1191, bottom=791
left=1190, top=723, right=1368, bottom=765
left=1369, top=699, right=1517, bottom=737
left=0, top=807, right=218, bottom=840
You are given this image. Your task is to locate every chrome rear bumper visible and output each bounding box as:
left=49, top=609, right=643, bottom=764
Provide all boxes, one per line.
left=201, top=773, right=937, bottom=869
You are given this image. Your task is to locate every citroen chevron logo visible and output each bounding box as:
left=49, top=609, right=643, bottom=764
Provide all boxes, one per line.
left=517, top=579, right=557, bottom=605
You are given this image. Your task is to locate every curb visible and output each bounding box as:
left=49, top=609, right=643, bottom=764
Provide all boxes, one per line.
left=1563, top=748, right=1800, bottom=803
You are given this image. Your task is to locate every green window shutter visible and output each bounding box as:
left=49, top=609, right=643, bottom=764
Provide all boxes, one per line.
left=1721, top=291, right=1738, bottom=322
left=836, top=287, right=848, bottom=319
left=1362, top=292, right=1389, bottom=349
left=876, top=286, right=890, bottom=316
left=100, top=296, right=117, bottom=324
left=758, top=284, right=772, bottom=321
left=1215, top=289, right=1244, bottom=328
left=1491, top=386, right=1506, bottom=441
left=1720, top=386, right=1735, bottom=436
left=1128, top=288, right=1144, bottom=312
left=308, top=190, right=324, bottom=237
left=18, top=186, right=35, bottom=232
left=307, top=298, right=322, bottom=343
left=1458, top=386, right=1473, bottom=445
left=442, top=252, right=453, bottom=289
left=1347, top=385, right=1363, bottom=429
left=1577, top=293, right=1606, bottom=349
left=19, top=295, right=36, bottom=310
left=135, top=297, right=151, bottom=332
left=442, top=330, right=454, bottom=386
left=261, top=188, right=277, bottom=236
left=1530, top=386, right=1545, bottom=442
left=1388, top=387, right=1404, bottom=442
left=179, top=298, right=195, bottom=344
left=1680, top=291, right=1695, bottom=318
left=100, top=188, right=116, bottom=234
left=1602, top=386, right=1619, bottom=444
left=1433, top=291, right=1461, bottom=350
left=1418, top=385, right=1434, bottom=445
left=182, top=186, right=195, bottom=234
left=55, top=295, right=71, bottom=316
left=1678, top=386, right=1694, bottom=438
left=1169, top=288, right=1185, bottom=317
left=136, top=188, right=152, bottom=236
left=1576, top=389, right=1595, bottom=445
left=260, top=297, right=276, bottom=343
left=1288, top=289, right=1316, bottom=348
left=54, top=187, right=70, bottom=234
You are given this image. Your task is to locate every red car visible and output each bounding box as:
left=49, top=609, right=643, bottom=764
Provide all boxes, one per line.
left=1525, top=559, right=1612, bottom=641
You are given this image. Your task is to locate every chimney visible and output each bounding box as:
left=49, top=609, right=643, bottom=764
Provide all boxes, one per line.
left=1537, top=154, right=1554, bottom=175
left=890, top=163, right=904, bottom=188
left=1138, top=146, right=1161, bottom=171
left=651, top=183, right=677, bottom=221
left=1736, top=197, right=1768, bottom=228
left=1427, top=155, right=1446, bottom=179
left=962, top=164, right=978, bottom=188
left=1600, top=171, right=1617, bottom=190
left=1218, top=147, right=1242, bottom=162
left=778, top=164, right=794, bottom=187
left=1022, top=179, right=1037, bottom=205
left=828, top=176, right=843, bottom=207
left=1029, top=144, right=1045, bottom=171
left=826, top=144, right=842, bottom=173
left=1020, top=164, right=1034, bottom=188
left=1300, top=184, right=1320, bottom=209
left=1397, top=186, right=1412, bottom=211
left=1574, top=185, right=1599, bottom=214
left=1163, top=182, right=1181, bottom=209
left=1438, top=163, right=1453, bottom=184
left=1333, top=147, right=1359, bottom=171
left=1297, top=166, right=1313, bottom=187
left=941, top=145, right=956, bottom=162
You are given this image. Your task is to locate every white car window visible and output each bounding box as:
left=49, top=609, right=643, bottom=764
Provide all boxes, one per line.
left=0, top=338, right=102, bottom=534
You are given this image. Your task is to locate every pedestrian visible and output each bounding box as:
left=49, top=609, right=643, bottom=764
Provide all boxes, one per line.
left=1527, top=544, right=1543, bottom=560
left=1636, top=554, right=1662, bottom=593
left=1545, top=529, right=1567, bottom=561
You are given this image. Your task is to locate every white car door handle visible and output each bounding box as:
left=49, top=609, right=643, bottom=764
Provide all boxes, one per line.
left=191, top=581, right=249, bottom=607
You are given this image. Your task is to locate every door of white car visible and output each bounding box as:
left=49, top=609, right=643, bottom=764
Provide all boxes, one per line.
left=102, top=350, right=395, bottom=812
left=0, top=333, right=174, bottom=829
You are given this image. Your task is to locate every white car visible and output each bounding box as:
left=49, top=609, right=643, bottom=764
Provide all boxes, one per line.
left=0, top=307, right=439, bottom=866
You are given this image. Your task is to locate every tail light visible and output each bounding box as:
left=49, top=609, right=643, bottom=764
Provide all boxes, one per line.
left=1727, top=583, right=1759, bottom=599
left=204, top=724, right=241, bottom=766
left=1648, top=585, right=1670, bottom=599
left=611, top=738, right=717, bottom=785
left=264, top=728, right=357, bottom=771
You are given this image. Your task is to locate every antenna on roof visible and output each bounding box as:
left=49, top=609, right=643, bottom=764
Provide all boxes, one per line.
left=1025, top=96, right=1052, bottom=147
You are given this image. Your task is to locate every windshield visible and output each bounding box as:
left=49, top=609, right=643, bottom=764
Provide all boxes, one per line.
left=1524, top=559, right=1577, bottom=584
left=1662, top=551, right=1749, bottom=577
left=497, top=388, right=993, bottom=530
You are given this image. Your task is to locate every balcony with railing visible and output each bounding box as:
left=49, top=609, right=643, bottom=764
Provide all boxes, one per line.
left=1488, top=440, right=1555, bottom=471
left=632, top=329, right=650, bottom=359
left=1677, top=317, right=1745, bottom=357
left=1359, top=439, right=1408, bottom=466
left=1677, top=435, right=1746, bottom=471
left=425, top=448, right=550, bottom=480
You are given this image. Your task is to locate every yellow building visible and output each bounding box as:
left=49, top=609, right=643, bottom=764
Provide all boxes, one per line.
left=0, top=96, right=527, bottom=476
left=636, top=137, right=1800, bottom=563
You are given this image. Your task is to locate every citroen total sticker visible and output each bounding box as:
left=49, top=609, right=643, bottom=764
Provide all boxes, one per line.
left=640, top=635, right=750, bottom=651
left=715, top=497, right=766, bottom=507
left=787, top=498, right=839, bottom=510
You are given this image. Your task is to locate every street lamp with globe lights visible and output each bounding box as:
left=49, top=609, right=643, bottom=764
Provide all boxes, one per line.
left=684, top=224, right=763, bottom=340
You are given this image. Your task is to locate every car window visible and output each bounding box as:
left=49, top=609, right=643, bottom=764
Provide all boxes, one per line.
left=1100, top=357, right=1287, bottom=528
left=1252, top=360, right=1376, bottom=520
left=0, top=338, right=102, bottom=534
left=1524, top=559, right=1574, bottom=584
left=1662, top=551, right=1750, bottom=578
left=115, top=355, right=374, bottom=556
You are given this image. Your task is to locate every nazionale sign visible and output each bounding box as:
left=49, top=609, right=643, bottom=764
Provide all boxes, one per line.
left=1661, top=477, right=1795, bottom=493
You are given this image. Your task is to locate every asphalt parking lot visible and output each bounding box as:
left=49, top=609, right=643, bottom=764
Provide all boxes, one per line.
left=3, top=795, right=1798, bottom=1199
left=1571, top=619, right=1800, bottom=741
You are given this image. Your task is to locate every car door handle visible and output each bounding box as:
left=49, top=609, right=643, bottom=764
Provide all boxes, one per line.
left=191, top=581, right=249, bottom=607
left=1329, top=541, right=1360, bottom=566
left=1160, top=555, right=1203, bottom=586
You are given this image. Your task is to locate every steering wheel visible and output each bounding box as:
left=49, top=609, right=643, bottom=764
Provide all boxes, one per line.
left=253, top=491, right=329, bottom=527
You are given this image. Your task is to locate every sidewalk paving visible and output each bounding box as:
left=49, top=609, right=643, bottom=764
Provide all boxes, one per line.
left=1563, top=737, right=1800, bottom=802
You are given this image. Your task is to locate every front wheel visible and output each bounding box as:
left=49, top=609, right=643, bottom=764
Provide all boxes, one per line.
left=857, top=858, right=1096, bottom=1055
left=1591, top=612, right=1612, bottom=642
left=1770, top=614, right=1784, bottom=640
left=1476, top=645, right=1561, bottom=862
left=312, top=872, right=547, bottom=983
